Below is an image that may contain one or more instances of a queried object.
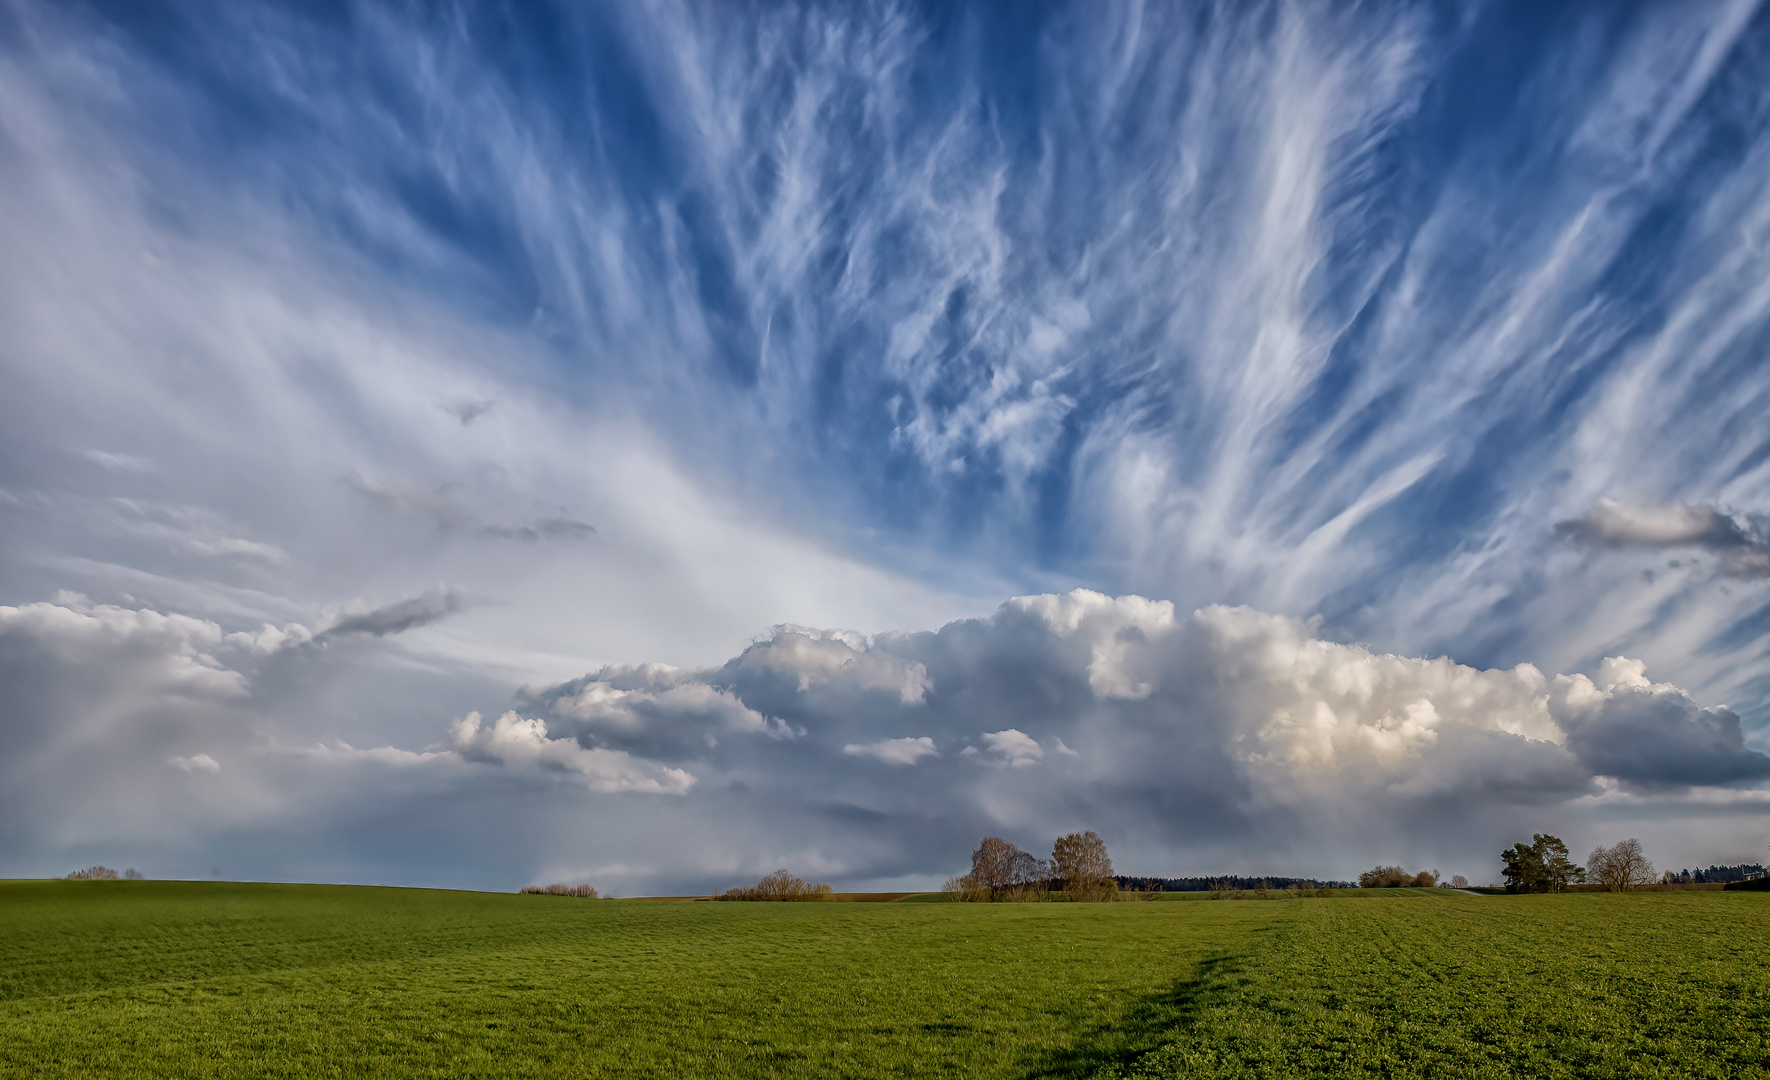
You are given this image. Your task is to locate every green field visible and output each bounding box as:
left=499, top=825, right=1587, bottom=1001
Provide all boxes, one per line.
left=3, top=881, right=1768, bottom=1077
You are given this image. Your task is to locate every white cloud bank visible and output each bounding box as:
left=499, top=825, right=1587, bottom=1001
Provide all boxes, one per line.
left=6, top=588, right=1764, bottom=892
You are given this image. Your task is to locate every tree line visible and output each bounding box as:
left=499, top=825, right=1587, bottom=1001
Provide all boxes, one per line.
left=1116, top=874, right=1355, bottom=892
left=509, top=832, right=1758, bottom=902
left=520, top=882, right=599, bottom=897
left=1668, top=863, right=1766, bottom=884
left=65, top=866, right=143, bottom=880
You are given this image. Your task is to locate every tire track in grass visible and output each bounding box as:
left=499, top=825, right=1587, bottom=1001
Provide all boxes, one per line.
left=1041, top=891, right=1770, bottom=1079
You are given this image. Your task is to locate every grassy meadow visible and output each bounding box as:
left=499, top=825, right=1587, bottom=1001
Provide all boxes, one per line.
left=2, top=881, right=1768, bottom=1078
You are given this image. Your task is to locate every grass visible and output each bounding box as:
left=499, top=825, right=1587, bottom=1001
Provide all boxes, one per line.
left=1, top=881, right=1767, bottom=1077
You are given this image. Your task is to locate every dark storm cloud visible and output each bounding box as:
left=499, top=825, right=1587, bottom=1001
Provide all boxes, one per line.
left=1553, top=658, right=1770, bottom=789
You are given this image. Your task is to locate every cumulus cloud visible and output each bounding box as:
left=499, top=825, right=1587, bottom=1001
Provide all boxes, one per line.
left=982, top=729, right=1044, bottom=767
left=844, top=737, right=938, bottom=766
left=1557, top=498, right=1770, bottom=576
left=0, top=598, right=248, bottom=700
left=1551, top=658, right=1769, bottom=789
left=526, top=664, right=796, bottom=760
left=502, top=590, right=1770, bottom=870
left=446, top=710, right=695, bottom=794
left=169, top=753, right=220, bottom=773
left=736, top=628, right=932, bottom=704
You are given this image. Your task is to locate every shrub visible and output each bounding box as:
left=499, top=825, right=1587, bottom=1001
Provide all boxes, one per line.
left=717, top=869, right=833, bottom=901
left=520, top=883, right=599, bottom=897
left=1358, top=865, right=1410, bottom=888
left=1358, top=866, right=1437, bottom=888
left=67, top=866, right=120, bottom=880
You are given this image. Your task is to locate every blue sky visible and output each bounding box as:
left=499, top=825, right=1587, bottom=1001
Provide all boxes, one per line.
left=3, top=0, right=1770, bottom=893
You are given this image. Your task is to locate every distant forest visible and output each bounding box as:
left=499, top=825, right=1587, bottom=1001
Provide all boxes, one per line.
left=1115, top=875, right=1357, bottom=892
left=1111, top=864, right=1768, bottom=892
left=1673, top=864, right=1765, bottom=884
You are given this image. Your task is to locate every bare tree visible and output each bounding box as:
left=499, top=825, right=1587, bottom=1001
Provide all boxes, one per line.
left=1588, top=839, right=1655, bottom=892
left=66, top=866, right=119, bottom=880
left=970, top=837, right=1024, bottom=898
left=942, top=874, right=988, bottom=901
left=1449, top=875, right=1469, bottom=889
left=1051, top=830, right=1117, bottom=901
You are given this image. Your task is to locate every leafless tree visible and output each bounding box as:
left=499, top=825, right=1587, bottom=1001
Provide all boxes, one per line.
left=1448, top=875, right=1469, bottom=889
left=1051, top=830, right=1117, bottom=901
left=970, top=837, right=1016, bottom=895
left=66, top=866, right=119, bottom=880
left=969, top=837, right=1028, bottom=898
left=1588, top=839, right=1655, bottom=892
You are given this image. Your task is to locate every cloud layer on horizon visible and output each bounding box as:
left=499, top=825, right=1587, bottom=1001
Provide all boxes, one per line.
left=4, top=589, right=1765, bottom=893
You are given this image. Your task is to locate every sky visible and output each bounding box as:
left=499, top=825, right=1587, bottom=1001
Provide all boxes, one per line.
left=3, top=0, right=1770, bottom=894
